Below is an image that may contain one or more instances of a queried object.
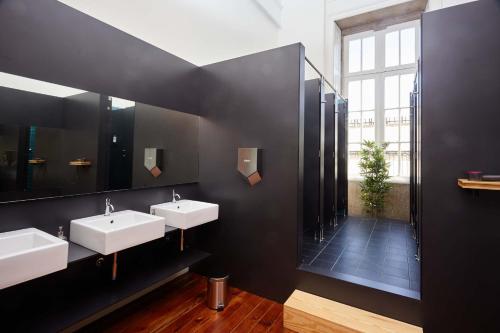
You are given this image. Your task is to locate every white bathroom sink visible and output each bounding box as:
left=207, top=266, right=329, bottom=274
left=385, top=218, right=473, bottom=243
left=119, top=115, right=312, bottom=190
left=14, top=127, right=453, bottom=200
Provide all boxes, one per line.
left=150, top=200, right=219, bottom=230
left=0, top=228, right=68, bottom=290
left=70, top=210, right=165, bottom=255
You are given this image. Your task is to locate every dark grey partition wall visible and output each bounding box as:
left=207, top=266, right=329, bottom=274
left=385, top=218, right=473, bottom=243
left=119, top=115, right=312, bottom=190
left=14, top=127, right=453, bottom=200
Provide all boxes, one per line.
left=0, top=0, right=199, bottom=114
left=336, top=97, right=348, bottom=216
left=196, top=44, right=304, bottom=301
left=303, top=79, right=321, bottom=235
left=324, top=93, right=335, bottom=226
left=421, top=1, right=500, bottom=331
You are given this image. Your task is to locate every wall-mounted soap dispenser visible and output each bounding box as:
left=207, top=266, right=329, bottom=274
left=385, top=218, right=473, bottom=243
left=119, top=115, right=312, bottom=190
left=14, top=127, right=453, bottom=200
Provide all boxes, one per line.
left=144, top=148, right=163, bottom=178
left=237, top=148, right=262, bottom=186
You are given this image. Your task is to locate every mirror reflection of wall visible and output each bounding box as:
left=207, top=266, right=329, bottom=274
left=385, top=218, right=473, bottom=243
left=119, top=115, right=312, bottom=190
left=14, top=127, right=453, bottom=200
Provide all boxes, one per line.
left=0, top=72, right=199, bottom=202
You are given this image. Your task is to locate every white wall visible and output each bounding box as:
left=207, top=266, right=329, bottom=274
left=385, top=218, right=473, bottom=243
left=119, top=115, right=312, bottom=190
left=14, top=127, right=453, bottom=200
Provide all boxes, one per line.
left=324, top=0, right=413, bottom=89
left=58, top=0, right=279, bottom=66
left=324, top=0, right=478, bottom=91
left=278, top=0, right=326, bottom=75
left=426, top=0, right=477, bottom=11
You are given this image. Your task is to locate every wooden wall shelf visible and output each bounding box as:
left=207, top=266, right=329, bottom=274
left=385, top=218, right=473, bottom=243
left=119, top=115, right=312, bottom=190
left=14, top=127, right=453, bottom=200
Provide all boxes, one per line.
left=457, top=178, right=500, bottom=191
left=28, top=159, right=47, bottom=165
left=69, top=160, right=92, bottom=166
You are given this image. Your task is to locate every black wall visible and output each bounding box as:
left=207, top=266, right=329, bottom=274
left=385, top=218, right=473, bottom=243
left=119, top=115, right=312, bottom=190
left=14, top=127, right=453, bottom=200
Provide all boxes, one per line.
left=0, top=4, right=205, bottom=331
left=0, top=183, right=199, bottom=235
left=0, top=0, right=199, bottom=114
left=195, top=44, right=304, bottom=301
left=132, top=104, right=199, bottom=188
left=61, top=92, right=102, bottom=194
left=0, top=86, right=64, bottom=127
left=0, top=0, right=202, bottom=231
left=421, top=1, right=500, bottom=331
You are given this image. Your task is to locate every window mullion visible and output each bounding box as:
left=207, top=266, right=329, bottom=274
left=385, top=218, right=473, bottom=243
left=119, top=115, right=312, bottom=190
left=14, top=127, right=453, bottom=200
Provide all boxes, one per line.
left=375, top=73, right=384, bottom=145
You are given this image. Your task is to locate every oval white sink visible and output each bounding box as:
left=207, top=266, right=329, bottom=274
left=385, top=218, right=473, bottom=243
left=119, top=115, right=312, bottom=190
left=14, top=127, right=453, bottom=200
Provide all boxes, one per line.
left=0, top=228, right=68, bottom=289
left=150, top=200, right=219, bottom=230
left=70, top=210, right=165, bottom=255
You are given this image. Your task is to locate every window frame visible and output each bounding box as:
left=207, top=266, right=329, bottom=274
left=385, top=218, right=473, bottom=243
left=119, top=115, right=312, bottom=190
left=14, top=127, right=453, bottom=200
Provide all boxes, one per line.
left=342, top=20, right=420, bottom=183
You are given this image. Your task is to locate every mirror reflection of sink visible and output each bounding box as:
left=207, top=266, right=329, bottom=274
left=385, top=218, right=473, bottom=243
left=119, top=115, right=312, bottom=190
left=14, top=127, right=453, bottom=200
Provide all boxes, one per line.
left=0, top=228, right=68, bottom=289
left=70, top=210, right=165, bottom=255
left=150, top=200, right=219, bottom=230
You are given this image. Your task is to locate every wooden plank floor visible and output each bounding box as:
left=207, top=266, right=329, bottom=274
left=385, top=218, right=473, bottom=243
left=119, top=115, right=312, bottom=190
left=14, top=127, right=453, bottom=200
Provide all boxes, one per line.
left=79, top=272, right=294, bottom=333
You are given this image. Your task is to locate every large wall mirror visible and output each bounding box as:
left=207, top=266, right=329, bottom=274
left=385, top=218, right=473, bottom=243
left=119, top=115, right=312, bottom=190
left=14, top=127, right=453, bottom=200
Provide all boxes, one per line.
left=0, top=72, right=199, bottom=202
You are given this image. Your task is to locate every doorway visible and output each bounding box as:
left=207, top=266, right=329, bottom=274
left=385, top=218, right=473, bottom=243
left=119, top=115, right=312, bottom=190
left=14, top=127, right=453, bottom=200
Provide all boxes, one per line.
left=298, top=56, right=421, bottom=299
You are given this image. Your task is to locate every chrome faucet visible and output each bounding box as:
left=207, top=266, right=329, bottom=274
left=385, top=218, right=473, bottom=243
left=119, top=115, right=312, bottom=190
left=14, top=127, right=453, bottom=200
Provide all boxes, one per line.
left=104, top=198, right=114, bottom=216
left=172, top=189, right=181, bottom=203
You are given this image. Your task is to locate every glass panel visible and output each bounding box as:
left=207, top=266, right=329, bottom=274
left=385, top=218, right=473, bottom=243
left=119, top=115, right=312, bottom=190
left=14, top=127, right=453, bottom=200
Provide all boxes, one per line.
left=362, top=111, right=375, bottom=141
left=384, top=75, right=399, bottom=109
left=362, top=36, right=375, bottom=71
left=361, top=79, right=375, bottom=111
left=348, top=80, right=361, bottom=111
left=384, top=109, right=399, bottom=142
left=400, top=73, right=415, bottom=108
left=385, top=31, right=399, bottom=67
left=349, top=39, right=361, bottom=73
left=385, top=143, right=399, bottom=177
left=400, top=28, right=416, bottom=65
left=348, top=112, right=361, bottom=142
left=400, top=108, right=410, bottom=142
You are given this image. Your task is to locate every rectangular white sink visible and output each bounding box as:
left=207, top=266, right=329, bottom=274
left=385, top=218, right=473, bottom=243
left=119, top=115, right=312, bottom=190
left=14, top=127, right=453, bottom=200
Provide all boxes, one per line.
left=150, top=200, right=219, bottom=230
left=70, top=210, right=165, bottom=255
left=0, top=228, right=68, bottom=290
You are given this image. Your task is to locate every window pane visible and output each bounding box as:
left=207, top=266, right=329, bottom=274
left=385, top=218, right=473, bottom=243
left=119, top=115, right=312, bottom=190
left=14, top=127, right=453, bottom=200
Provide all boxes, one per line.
left=384, top=109, right=399, bottom=142
left=349, top=39, right=361, bottom=73
left=362, top=111, right=375, bottom=141
left=400, top=143, right=410, bottom=177
left=401, top=28, right=416, bottom=65
left=348, top=112, right=361, bottom=142
left=362, top=79, right=375, bottom=110
left=362, top=36, right=375, bottom=71
left=384, top=75, right=399, bottom=109
left=400, top=108, right=410, bottom=142
left=348, top=144, right=361, bottom=177
left=348, top=80, right=361, bottom=111
left=385, top=31, right=399, bottom=67
left=400, top=142, right=410, bottom=151
left=385, top=143, right=399, bottom=177
left=400, top=73, right=415, bottom=107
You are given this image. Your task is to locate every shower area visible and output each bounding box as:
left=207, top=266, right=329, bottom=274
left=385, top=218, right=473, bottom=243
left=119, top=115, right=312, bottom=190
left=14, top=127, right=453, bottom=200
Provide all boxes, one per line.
left=298, top=57, right=421, bottom=299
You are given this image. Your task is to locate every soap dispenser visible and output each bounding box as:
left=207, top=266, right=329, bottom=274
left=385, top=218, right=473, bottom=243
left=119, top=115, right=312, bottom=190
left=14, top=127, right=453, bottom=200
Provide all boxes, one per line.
left=57, top=226, right=67, bottom=240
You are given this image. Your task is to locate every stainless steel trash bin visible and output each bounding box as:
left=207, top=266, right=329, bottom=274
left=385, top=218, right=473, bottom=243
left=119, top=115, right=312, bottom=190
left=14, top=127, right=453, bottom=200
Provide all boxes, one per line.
left=207, top=275, right=229, bottom=311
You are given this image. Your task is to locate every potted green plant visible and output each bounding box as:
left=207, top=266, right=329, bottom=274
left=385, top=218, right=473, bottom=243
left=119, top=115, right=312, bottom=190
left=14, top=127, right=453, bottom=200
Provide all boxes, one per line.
left=359, top=140, right=391, bottom=217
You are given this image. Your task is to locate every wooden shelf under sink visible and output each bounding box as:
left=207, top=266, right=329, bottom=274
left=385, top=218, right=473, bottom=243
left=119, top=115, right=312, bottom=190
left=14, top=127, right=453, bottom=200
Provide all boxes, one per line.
left=457, top=178, right=500, bottom=190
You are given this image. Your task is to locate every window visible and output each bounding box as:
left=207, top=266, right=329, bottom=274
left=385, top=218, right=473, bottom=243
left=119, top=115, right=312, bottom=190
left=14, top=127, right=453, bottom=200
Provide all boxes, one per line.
left=343, top=20, right=419, bottom=181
